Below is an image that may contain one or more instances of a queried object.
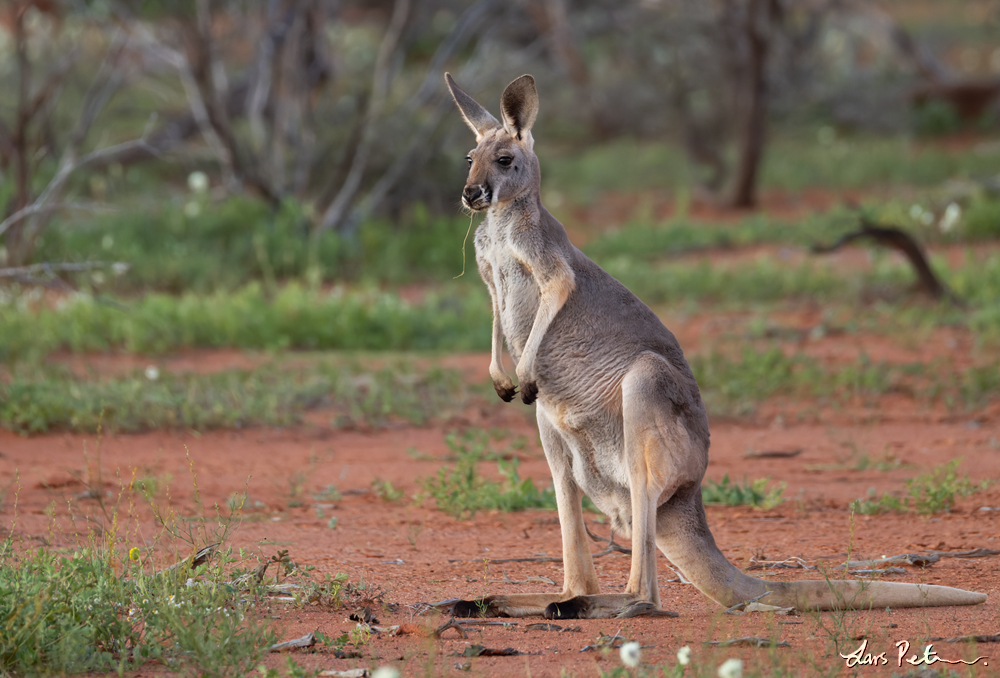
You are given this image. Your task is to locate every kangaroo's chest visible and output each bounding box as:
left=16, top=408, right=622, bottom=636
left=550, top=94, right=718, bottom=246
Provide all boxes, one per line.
left=475, top=220, right=539, bottom=359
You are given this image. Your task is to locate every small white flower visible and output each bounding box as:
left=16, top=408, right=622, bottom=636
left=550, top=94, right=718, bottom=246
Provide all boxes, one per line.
left=677, top=645, right=691, bottom=665
left=939, top=202, right=961, bottom=233
left=718, top=658, right=743, bottom=678
left=371, top=668, right=400, bottom=678
left=185, top=578, right=195, bottom=588
left=620, top=640, right=641, bottom=668
left=187, top=171, right=209, bottom=193
left=920, top=210, right=934, bottom=226
left=909, top=204, right=925, bottom=221
left=145, top=365, right=160, bottom=381
left=111, top=262, right=130, bottom=276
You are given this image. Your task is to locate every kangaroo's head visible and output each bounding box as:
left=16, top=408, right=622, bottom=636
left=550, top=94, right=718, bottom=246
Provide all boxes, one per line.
left=445, top=73, right=540, bottom=213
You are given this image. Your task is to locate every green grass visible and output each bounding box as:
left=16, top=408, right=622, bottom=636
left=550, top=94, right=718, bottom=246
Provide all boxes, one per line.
left=0, top=283, right=491, bottom=363
left=36, top=196, right=481, bottom=294
left=0, top=362, right=464, bottom=434
left=583, top=208, right=857, bottom=262
left=416, top=431, right=559, bottom=519
left=0, top=536, right=275, bottom=676
left=690, top=347, right=1000, bottom=417
left=852, top=460, right=988, bottom=515
left=8, top=247, right=1000, bottom=364
left=543, top=133, right=1000, bottom=202
left=702, top=475, right=785, bottom=509
left=3, top=346, right=995, bottom=435
left=603, top=246, right=1000, bottom=311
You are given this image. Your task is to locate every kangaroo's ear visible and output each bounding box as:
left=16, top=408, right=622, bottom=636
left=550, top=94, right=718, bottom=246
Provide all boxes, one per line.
left=445, top=73, right=500, bottom=141
left=499, top=74, right=538, bottom=142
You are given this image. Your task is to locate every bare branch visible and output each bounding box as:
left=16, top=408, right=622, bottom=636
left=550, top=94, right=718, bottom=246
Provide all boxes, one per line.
left=0, top=260, right=125, bottom=279
left=0, top=202, right=115, bottom=239
left=129, top=22, right=237, bottom=186
left=22, top=49, right=80, bottom=124
left=317, top=0, right=412, bottom=233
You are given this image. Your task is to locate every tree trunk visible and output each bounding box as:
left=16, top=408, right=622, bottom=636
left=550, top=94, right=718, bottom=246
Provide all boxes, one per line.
left=728, top=0, right=774, bottom=209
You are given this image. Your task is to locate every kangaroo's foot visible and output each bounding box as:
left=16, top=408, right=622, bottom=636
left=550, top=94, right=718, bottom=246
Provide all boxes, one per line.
left=544, top=595, right=677, bottom=620
left=451, top=596, right=509, bottom=618
left=452, top=592, right=586, bottom=618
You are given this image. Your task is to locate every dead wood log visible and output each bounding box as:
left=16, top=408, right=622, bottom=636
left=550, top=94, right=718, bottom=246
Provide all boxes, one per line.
left=811, top=218, right=962, bottom=305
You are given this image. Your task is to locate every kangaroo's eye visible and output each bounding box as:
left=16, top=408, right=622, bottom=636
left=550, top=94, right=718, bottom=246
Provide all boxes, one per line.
left=497, top=156, right=513, bottom=167
left=466, top=156, right=473, bottom=166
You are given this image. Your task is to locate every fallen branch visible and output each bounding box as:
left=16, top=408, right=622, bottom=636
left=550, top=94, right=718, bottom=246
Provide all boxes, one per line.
left=525, top=622, right=582, bottom=633
left=811, top=218, right=962, bottom=305
left=585, top=523, right=632, bottom=555
left=746, top=555, right=814, bottom=571
left=846, top=567, right=907, bottom=577
left=663, top=563, right=692, bottom=584
left=933, top=634, right=1000, bottom=644
left=489, top=570, right=557, bottom=586
left=318, top=670, right=369, bottom=678
left=708, top=636, right=790, bottom=648
left=433, top=617, right=468, bottom=639
left=268, top=631, right=315, bottom=652
left=449, top=555, right=560, bottom=564
left=926, top=548, right=999, bottom=558
left=723, top=591, right=773, bottom=615
left=580, top=629, right=625, bottom=653
left=156, top=542, right=219, bottom=575
left=839, top=554, right=939, bottom=569
left=744, top=448, right=802, bottom=459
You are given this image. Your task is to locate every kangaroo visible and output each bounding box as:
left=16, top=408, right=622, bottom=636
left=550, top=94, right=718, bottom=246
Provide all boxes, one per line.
left=444, top=72, right=987, bottom=619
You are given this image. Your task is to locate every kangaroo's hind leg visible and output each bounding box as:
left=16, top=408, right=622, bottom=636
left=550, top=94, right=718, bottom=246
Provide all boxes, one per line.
left=451, top=408, right=599, bottom=617
left=546, top=353, right=692, bottom=619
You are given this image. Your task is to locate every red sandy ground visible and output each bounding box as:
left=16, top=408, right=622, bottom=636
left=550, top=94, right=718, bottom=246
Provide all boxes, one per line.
left=2, top=348, right=999, bottom=678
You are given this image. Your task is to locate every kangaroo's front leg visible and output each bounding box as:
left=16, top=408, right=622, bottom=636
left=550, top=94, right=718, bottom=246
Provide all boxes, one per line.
left=488, top=293, right=517, bottom=402
left=512, top=247, right=575, bottom=405
left=479, top=260, right=516, bottom=401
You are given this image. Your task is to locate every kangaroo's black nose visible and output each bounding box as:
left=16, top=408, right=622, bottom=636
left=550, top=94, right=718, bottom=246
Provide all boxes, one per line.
left=463, top=185, right=484, bottom=203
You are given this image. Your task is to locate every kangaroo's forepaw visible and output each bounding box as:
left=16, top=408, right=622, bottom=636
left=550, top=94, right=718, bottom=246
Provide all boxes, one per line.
left=544, top=596, right=591, bottom=620
left=493, top=382, right=517, bottom=402
left=451, top=597, right=506, bottom=618
left=520, top=380, right=538, bottom=405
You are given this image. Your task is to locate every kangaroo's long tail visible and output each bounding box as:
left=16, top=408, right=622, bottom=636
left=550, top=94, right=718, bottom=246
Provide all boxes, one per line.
left=657, top=487, right=987, bottom=611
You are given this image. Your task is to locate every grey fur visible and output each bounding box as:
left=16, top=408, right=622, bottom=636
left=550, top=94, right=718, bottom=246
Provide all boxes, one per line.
left=444, top=73, right=987, bottom=618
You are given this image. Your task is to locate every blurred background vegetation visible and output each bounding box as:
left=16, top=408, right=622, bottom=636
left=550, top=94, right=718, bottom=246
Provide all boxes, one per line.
left=0, top=0, right=999, bottom=361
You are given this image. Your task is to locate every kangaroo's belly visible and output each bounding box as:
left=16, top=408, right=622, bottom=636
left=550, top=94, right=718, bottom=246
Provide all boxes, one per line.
left=538, top=401, right=635, bottom=535
left=480, top=248, right=539, bottom=361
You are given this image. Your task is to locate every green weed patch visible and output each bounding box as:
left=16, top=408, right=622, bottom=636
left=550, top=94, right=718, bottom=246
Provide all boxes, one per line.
left=690, top=348, right=1000, bottom=417
left=37, top=197, right=480, bottom=293
left=0, top=539, right=276, bottom=676
left=0, top=362, right=463, bottom=434
left=852, top=460, right=988, bottom=515
left=0, top=284, right=491, bottom=362
left=416, top=430, right=559, bottom=519
left=702, top=475, right=785, bottom=509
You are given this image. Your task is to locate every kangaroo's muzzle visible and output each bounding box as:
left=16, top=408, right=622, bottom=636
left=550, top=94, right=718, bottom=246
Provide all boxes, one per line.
left=462, top=184, right=491, bottom=211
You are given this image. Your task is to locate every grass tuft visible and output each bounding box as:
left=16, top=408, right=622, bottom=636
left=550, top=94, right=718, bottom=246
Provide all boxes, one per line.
left=852, top=460, right=988, bottom=514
